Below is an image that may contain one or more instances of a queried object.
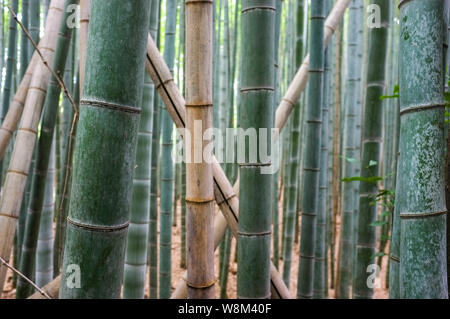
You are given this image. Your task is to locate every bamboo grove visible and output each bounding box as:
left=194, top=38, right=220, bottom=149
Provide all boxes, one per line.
left=0, top=0, right=448, bottom=300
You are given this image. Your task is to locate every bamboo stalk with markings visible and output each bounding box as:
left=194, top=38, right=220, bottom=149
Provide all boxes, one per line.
left=185, top=0, right=215, bottom=299
left=59, top=0, right=150, bottom=299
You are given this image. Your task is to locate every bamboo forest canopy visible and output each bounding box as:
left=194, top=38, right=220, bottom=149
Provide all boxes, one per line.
left=0, top=0, right=447, bottom=302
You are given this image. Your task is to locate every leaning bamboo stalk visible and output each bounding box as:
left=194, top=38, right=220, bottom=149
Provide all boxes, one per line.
left=0, top=0, right=66, bottom=291
left=28, top=275, right=61, bottom=299
left=185, top=0, right=215, bottom=299
left=0, top=51, right=39, bottom=161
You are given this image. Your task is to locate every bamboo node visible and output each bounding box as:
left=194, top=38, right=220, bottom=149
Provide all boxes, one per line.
left=241, top=5, right=276, bottom=14
left=18, top=127, right=38, bottom=135
left=400, top=103, right=444, bottom=116
left=237, top=230, right=271, bottom=237
left=7, top=169, right=28, bottom=177
left=186, top=277, right=216, bottom=289
left=400, top=210, right=447, bottom=219
left=0, top=212, right=18, bottom=219
left=185, top=103, right=213, bottom=108
left=185, top=197, right=215, bottom=204
left=67, top=217, right=130, bottom=232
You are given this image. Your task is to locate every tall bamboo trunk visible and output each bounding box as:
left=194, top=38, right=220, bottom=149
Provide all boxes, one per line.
left=159, top=0, right=177, bottom=299
left=15, top=0, right=76, bottom=298
left=336, top=0, right=360, bottom=298
left=185, top=0, right=215, bottom=299
left=396, top=0, right=448, bottom=299
left=148, top=0, right=161, bottom=299
left=123, top=10, right=154, bottom=297
left=237, top=0, right=275, bottom=299
left=282, top=0, right=304, bottom=288
left=352, top=0, right=390, bottom=299
left=0, top=0, right=65, bottom=291
left=59, top=0, right=150, bottom=298
left=297, top=0, right=325, bottom=299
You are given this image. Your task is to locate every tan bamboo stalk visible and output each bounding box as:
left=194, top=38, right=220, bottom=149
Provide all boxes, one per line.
left=185, top=0, right=215, bottom=299
left=79, top=0, right=90, bottom=96
left=28, top=275, right=61, bottom=299
left=0, top=0, right=65, bottom=290
left=274, top=0, right=350, bottom=132
left=0, top=52, right=39, bottom=160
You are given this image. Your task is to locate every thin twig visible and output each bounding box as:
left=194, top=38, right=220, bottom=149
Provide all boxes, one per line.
left=0, top=256, right=52, bottom=299
left=7, top=4, right=79, bottom=117
left=7, top=4, right=81, bottom=275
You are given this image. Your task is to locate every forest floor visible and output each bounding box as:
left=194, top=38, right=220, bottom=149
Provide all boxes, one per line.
left=1, top=197, right=389, bottom=299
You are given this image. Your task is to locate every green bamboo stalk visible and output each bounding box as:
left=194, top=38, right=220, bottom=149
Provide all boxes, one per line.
left=159, top=0, right=177, bottom=299
left=297, top=0, right=325, bottom=299
left=219, top=229, right=232, bottom=298
left=53, top=32, right=75, bottom=275
left=396, top=0, right=448, bottom=299
left=336, top=0, right=359, bottom=299
left=29, top=0, right=40, bottom=60
left=282, top=0, right=304, bottom=288
left=123, top=8, right=155, bottom=297
left=43, top=0, right=50, bottom=20
left=237, top=0, right=275, bottom=299
left=59, top=0, right=150, bottom=298
left=272, top=0, right=282, bottom=270
left=0, top=0, right=19, bottom=184
left=352, top=0, right=390, bottom=299
left=148, top=0, right=161, bottom=299
left=313, top=0, right=333, bottom=298
left=20, top=0, right=29, bottom=78
left=16, top=0, right=76, bottom=298
left=35, top=135, right=55, bottom=287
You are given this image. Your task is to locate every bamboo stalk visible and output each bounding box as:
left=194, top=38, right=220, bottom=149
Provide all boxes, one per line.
left=15, top=0, right=76, bottom=298
left=185, top=0, right=215, bottom=299
left=59, top=0, right=150, bottom=299
left=28, top=275, right=60, bottom=299
left=396, top=0, right=448, bottom=299
left=0, top=0, right=66, bottom=291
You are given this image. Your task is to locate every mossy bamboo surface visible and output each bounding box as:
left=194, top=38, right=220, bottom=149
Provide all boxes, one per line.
left=397, top=0, right=448, bottom=298
left=0, top=0, right=65, bottom=291
left=59, top=0, right=150, bottom=298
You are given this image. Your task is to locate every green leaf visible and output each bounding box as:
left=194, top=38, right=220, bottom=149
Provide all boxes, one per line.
left=370, top=220, right=388, bottom=227
left=368, top=160, right=378, bottom=167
